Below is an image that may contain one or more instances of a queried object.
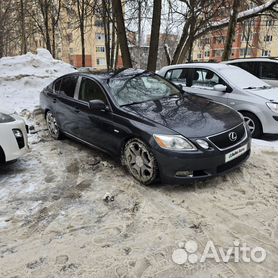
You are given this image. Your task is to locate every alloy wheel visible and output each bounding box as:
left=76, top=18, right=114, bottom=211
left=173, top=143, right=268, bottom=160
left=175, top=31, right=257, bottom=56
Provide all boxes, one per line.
left=243, top=116, right=255, bottom=135
left=124, top=139, right=157, bottom=184
left=46, top=112, right=60, bottom=139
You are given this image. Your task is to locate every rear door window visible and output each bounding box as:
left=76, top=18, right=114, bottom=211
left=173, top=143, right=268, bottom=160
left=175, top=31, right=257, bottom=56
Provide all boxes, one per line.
left=192, top=69, right=227, bottom=89
left=59, top=75, right=78, bottom=98
left=259, top=62, right=278, bottom=80
left=54, top=79, right=62, bottom=93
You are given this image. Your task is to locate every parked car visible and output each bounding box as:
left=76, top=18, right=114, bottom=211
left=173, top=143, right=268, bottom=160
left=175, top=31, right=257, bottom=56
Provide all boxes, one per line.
left=158, top=63, right=278, bottom=138
left=0, top=110, right=28, bottom=164
left=40, top=69, right=251, bottom=185
left=223, top=58, right=278, bottom=87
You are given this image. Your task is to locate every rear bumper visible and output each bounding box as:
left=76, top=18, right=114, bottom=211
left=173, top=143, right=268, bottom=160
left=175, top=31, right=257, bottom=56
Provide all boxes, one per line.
left=153, top=136, right=251, bottom=184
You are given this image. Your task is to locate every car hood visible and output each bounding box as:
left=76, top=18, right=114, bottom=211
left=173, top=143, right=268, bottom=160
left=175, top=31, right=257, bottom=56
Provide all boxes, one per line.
left=247, top=87, right=278, bottom=101
left=123, top=95, right=242, bottom=138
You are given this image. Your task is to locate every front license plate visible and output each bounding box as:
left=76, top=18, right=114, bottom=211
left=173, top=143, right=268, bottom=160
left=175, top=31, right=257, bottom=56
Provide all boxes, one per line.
left=225, top=144, right=248, bottom=163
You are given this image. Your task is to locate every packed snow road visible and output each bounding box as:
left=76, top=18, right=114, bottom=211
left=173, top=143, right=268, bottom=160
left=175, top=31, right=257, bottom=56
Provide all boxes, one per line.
left=0, top=110, right=277, bottom=277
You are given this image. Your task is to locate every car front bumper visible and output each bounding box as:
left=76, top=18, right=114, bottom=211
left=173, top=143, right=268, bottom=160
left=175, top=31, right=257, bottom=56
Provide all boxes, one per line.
left=152, top=135, right=251, bottom=184
left=0, top=115, right=29, bottom=163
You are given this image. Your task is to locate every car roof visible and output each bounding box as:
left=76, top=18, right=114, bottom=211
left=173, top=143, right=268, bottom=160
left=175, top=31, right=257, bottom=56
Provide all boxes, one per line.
left=223, top=58, right=278, bottom=63
left=159, top=63, right=232, bottom=72
left=76, top=68, right=148, bottom=82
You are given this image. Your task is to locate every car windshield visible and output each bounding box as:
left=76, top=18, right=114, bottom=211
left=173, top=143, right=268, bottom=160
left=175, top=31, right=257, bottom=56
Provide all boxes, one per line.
left=219, top=67, right=271, bottom=90
left=108, top=74, right=182, bottom=106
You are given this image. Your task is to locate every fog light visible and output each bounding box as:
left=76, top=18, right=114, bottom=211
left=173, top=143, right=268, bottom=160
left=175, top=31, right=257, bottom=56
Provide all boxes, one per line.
left=176, top=171, right=193, bottom=177
left=13, top=129, right=23, bottom=138
left=196, top=139, right=209, bottom=149
left=13, top=129, right=25, bottom=149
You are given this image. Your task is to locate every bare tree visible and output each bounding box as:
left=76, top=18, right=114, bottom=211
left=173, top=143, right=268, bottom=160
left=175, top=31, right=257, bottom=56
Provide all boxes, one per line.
left=147, top=0, right=162, bottom=71
left=171, top=0, right=278, bottom=64
left=222, top=0, right=240, bottom=61
left=0, top=1, right=13, bottom=58
left=112, top=0, right=132, bottom=68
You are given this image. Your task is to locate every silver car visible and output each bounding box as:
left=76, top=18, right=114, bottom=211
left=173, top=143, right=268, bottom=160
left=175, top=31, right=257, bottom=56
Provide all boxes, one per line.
left=223, top=58, right=278, bottom=87
left=158, top=63, right=278, bottom=138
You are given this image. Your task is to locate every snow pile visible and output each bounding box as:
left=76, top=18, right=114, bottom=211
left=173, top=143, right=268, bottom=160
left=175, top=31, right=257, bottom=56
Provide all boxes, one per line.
left=0, top=48, right=76, bottom=112
left=252, top=138, right=278, bottom=151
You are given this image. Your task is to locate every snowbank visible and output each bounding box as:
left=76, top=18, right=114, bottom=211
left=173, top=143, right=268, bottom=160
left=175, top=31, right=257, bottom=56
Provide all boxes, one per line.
left=0, top=49, right=76, bottom=112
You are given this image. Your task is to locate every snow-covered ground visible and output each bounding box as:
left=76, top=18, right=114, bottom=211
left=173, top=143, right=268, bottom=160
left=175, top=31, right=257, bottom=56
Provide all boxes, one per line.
left=0, top=50, right=277, bottom=277
left=0, top=48, right=76, bottom=112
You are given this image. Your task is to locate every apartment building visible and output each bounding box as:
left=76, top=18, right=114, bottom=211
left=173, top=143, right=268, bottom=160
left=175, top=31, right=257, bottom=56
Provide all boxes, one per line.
left=55, top=16, right=111, bottom=69
left=30, top=5, right=121, bottom=70
left=193, top=16, right=278, bottom=62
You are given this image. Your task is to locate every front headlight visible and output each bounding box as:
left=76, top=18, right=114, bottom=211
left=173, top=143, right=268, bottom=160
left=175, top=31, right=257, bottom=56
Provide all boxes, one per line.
left=0, top=112, right=15, bottom=123
left=266, top=102, right=278, bottom=114
left=153, top=134, right=197, bottom=151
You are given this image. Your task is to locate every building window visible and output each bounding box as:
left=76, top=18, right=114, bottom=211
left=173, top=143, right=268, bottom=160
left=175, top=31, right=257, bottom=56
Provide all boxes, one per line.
left=241, top=33, right=253, bottom=42
left=96, top=46, right=105, bottom=53
left=96, top=33, right=105, bottom=41
left=215, top=36, right=225, bottom=44
left=240, top=48, right=252, bottom=57
left=197, top=53, right=202, bottom=59
left=96, top=58, right=106, bottom=66
left=69, top=48, right=74, bottom=54
left=214, top=50, right=223, bottom=57
left=264, top=35, right=273, bottom=42
left=67, top=33, right=73, bottom=43
left=95, top=20, right=104, bottom=28
left=67, top=22, right=73, bottom=29
left=262, top=50, right=271, bottom=57
left=266, top=20, right=274, bottom=27
left=204, top=51, right=210, bottom=58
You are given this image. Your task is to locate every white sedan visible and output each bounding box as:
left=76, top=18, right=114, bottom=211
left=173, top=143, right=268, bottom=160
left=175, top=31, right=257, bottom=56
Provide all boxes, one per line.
left=0, top=110, right=28, bottom=163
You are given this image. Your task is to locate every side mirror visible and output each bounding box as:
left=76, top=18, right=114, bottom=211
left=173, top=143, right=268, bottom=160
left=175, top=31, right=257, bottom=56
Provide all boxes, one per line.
left=178, top=84, right=184, bottom=91
left=214, top=84, right=227, bottom=92
left=89, top=100, right=108, bottom=111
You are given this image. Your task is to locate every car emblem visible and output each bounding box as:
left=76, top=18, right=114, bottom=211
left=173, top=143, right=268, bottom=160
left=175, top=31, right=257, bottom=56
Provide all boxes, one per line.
left=229, top=132, right=237, bottom=142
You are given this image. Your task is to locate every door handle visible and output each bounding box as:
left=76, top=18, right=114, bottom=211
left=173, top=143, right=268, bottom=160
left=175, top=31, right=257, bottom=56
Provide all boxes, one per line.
left=53, top=98, right=57, bottom=103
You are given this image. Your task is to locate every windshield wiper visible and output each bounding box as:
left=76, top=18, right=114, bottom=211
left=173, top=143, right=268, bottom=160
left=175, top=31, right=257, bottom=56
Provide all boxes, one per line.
left=244, top=86, right=271, bottom=90
left=120, top=95, right=180, bottom=108
left=259, top=85, right=272, bottom=90
left=120, top=100, right=148, bottom=107
left=243, top=86, right=257, bottom=90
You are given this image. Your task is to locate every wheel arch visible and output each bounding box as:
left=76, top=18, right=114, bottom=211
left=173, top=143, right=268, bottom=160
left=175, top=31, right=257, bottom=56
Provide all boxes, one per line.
left=44, top=108, right=50, bottom=119
left=0, top=146, right=6, bottom=164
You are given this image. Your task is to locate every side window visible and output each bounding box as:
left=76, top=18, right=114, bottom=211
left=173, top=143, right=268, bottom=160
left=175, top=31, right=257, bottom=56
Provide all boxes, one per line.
left=192, top=69, right=227, bottom=90
left=59, top=76, right=78, bottom=98
left=165, top=70, right=172, bottom=80
left=54, top=79, right=62, bottom=93
left=260, top=62, right=278, bottom=80
left=79, top=78, right=108, bottom=104
left=165, top=69, right=191, bottom=86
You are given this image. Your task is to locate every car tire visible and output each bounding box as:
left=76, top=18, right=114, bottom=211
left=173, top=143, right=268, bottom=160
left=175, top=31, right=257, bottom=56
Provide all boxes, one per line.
left=241, top=112, right=262, bottom=138
left=123, top=138, right=159, bottom=185
left=0, top=146, right=5, bottom=164
left=46, top=111, right=62, bottom=140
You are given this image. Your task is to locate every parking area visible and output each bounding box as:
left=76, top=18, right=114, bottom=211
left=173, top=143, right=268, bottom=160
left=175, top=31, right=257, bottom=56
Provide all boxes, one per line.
left=0, top=111, right=277, bottom=277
